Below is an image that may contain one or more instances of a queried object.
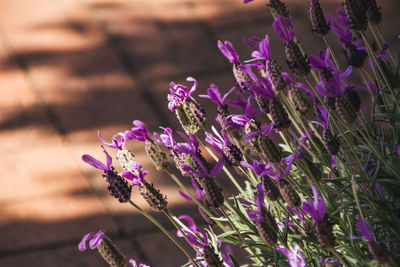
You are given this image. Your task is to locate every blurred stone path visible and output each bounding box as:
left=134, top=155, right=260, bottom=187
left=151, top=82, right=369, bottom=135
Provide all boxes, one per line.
left=0, top=0, right=399, bottom=266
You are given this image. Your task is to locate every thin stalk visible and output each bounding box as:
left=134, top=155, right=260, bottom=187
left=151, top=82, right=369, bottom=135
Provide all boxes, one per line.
left=370, top=24, right=395, bottom=62
left=128, top=200, right=200, bottom=267
left=323, top=36, right=341, bottom=70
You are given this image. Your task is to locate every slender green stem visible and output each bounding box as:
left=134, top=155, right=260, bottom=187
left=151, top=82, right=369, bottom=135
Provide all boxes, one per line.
left=128, top=200, right=200, bottom=267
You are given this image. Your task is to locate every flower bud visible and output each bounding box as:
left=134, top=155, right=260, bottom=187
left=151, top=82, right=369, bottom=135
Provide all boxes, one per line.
left=259, top=135, right=282, bottom=163
left=266, top=60, right=286, bottom=91
left=145, top=139, right=169, bottom=171
left=203, top=245, right=223, bottom=267
left=97, top=235, right=127, bottom=267
left=296, top=157, right=322, bottom=183
left=256, top=209, right=279, bottom=246
left=203, top=178, right=224, bottom=208
left=104, top=171, right=132, bottom=203
left=335, top=91, right=359, bottom=125
left=288, top=84, right=309, bottom=115
left=270, top=98, right=291, bottom=130
left=261, top=176, right=281, bottom=201
left=222, top=143, right=243, bottom=166
left=233, top=64, right=252, bottom=92
left=139, top=181, right=168, bottom=211
left=285, top=42, right=310, bottom=78
left=323, top=129, right=340, bottom=155
left=315, top=216, right=335, bottom=249
left=279, top=179, right=301, bottom=208
left=309, top=0, right=330, bottom=36
left=267, top=0, right=290, bottom=18
left=255, top=95, right=270, bottom=115
left=344, top=0, right=368, bottom=31
left=116, top=148, right=135, bottom=173
left=176, top=97, right=206, bottom=135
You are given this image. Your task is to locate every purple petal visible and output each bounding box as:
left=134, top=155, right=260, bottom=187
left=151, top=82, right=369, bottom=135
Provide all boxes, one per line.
left=179, top=215, right=198, bottom=233
left=129, top=259, right=138, bottom=267
left=243, top=131, right=260, bottom=144
left=356, top=216, right=373, bottom=242
left=209, top=158, right=225, bottom=177
left=78, top=232, right=95, bottom=251
left=221, top=87, right=236, bottom=104
left=203, top=84, right=222, bottom=105
left=82, top=154, right=108, bottom=171
left=273, top=16, right=295, bottom=42
left=397, top=145, right=400, bottom=158
left=89, top=230, right=105, bottom=249
left=186, top=77, right=198, bottom=96
left=179, top=190, right=193, bottom=201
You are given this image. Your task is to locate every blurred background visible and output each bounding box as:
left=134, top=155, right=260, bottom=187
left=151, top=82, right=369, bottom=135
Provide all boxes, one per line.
left=0, top=0, right=399, bottom=266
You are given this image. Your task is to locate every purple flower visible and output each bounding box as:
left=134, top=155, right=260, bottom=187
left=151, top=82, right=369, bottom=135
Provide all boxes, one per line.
left=179, top=178, right=204, bottom=202
left=199, top=84, right=235, bottom=106
left=168, top=77, right=198, bottom=111
left=239, top=183, right=268, bottom=222
left=309, top=48, right=331, bottom=70
left=356, top=215, right=374, bottom=242
left=276, top=245, right=306, bottom=267
left=175, top=132, right=200, bottom=155
left=122, top=161, right=148, bottom=186
left=302, top=185, right=326, bottom=223
left=311, top=104, right=330, bottom=130
left=205, top=126, right=230, bottom=153
left=78, top=230, right=105, bottom=251
left=82, top=146, right=112, bottom=172
left=129, top=259, right=150, bottom=267
left=98, top=131, right=125, bottom=149
left=315, top=65, right=353, bottom=97
left=125, top=120, right=149, bottom=142
left=273, top=16, right=295, bottom=43
left=154, top=127, right=176, bottom=150
left=240, top=160, right=274, bottom=178
left=217, top=40, right=239, bottom=64
left=183, top=157, right=225, bottom=179
left=328, top=9, right=352, bottom=44
left=249, top=34, right=271, bottom=62
left=226, top=91, right=248, bottom=111
left=177, top=214, right=201, bottom=238
left=282, top=149, right=302, bottom=176
left=226, top=95, right=261, bottom=128
left=397, top=145, right=400, bottom=158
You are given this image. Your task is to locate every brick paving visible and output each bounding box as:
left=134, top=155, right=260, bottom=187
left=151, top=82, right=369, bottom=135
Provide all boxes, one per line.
left=0, top=0, right=399, bottom=266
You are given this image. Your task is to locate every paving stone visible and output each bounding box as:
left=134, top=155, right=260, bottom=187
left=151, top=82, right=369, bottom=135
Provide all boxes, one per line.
left=0, top=238, right=143, bottom=267
left=0, top=194, right=117, bottom=251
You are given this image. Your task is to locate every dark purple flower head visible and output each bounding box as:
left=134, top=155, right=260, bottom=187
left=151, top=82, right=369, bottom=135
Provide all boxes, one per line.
left=328, top=9, right=352, bottom=44
left=199, top=84, right=235, bottom=106
left=179, top=178, right=204, bottom=202
left=125, top=120, right=149, bottom=142
left=154, top=127, right=176, bottom=150
left=217, top=40, right=239, bottom=64
left=82, top=146, right=112, bottom=172
left=309, top=48, right=331, bottom=70
left=302, top=185, right=326, bottom=223
left=356, top=215, right=374, bottom=242
left=129, top=259, right=150, bottom=267
left=122, top=161, right=148, bottom=186
left=273, top=16, right=295, bottom=43
left=276, top=245, right=306, bottom=267
left=205, top=126, right=230, bottom=153
left=183, top=157, right=225, bottom=179
left=78, top=230, right=105, bottom=251
left=98, top=131, right=125, bottom=149
left=168, top=77, right=198, bottom=111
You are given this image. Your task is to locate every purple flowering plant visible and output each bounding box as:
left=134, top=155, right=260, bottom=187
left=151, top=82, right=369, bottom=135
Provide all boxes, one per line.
left=77, top=1, right=400, bottom=266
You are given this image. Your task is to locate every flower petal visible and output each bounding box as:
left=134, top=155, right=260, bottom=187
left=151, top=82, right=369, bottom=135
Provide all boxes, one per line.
left=78, top=232, right=95, bottom=251
left=89, top=230, right=105, bottom=249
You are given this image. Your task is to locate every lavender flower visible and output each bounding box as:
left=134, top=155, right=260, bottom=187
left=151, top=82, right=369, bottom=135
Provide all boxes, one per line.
left=276, top=245, right=306, bottom=267
left=217, top=40, right=239, bottom=64
left=78, top=230, right=105, bottom=251
left=397, top=145, right=400, bottom=158
left=82, top=146, right=113, bottom=172
left=154, top=127, right=176, bottom=150
left=328, top=9, right=352, bottom=45
left=183, top=157, right=224, bottom=179
left=199, top=84, right=235, bottom=106
left=249, top=34, right=271, bottom=62
left=122, top=161, right=148, bottom=186
left=168, top=77, right=198, bottom=112
left=125, top=120, right=149, bottom=141
left=273, top=16, right=295, bottom=43
left=98, top=131, right=125, bottom=149
left=302, top=185, right=326, bottom=223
